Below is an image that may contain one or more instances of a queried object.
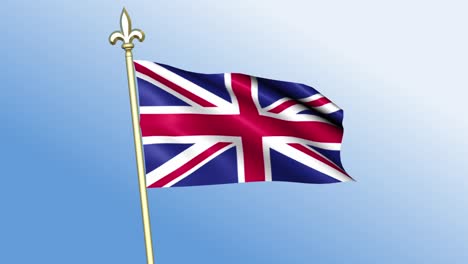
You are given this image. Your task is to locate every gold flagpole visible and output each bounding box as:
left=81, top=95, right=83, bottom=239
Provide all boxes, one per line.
left=109, top=8, right=154, bottom=264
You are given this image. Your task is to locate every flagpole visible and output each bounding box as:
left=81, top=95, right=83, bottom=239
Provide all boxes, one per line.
left=109, top=8, right=154, bottom=264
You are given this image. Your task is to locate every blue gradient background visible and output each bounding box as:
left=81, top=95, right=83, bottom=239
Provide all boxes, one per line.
left=2, top=1, right=467, bottom=263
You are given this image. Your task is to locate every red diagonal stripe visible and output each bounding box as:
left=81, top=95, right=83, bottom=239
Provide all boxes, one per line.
left=288, top=143, right=349, bottom=176
left=134, top=62, right=217, bottom=107
left=268, top=99, right=297, bottom=114
left=307, top=97, right=331, bottom=107
left=148, top=142, right=232, bottom=188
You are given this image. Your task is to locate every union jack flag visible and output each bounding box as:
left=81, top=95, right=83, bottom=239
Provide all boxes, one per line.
left=134, top=60, right=353, bottom=188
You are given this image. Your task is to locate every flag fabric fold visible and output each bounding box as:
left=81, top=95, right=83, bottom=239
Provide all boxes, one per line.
left=134, top=60, right=352, bottom=188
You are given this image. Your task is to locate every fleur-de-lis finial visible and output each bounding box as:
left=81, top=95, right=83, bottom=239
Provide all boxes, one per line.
left=109, top=8, right=145, bottom=50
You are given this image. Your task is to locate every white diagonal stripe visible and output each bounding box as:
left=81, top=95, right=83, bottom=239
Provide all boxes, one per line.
left=145, top=141, right=213, bottom=187
left=263, top=97, right=291, bottom=112
left=298, top=94, right=324, bottom=102
left=164, top=143, right=235, bottom=187
left=135, top=60, right=232, bottom=108
left=136, top=71, right=197, bottom=107
left=312, top=103, right=340, bottom=114
left=269, top=142, right=352, bottom=182
left=143, top=136, right=243, bottom=187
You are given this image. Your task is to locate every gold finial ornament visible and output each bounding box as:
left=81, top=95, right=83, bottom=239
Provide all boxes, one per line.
left=109, top=8, right=145, bottom=49
left=109, top=8, right=154, bottom=264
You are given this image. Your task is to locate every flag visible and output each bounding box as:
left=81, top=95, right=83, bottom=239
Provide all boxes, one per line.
left=134, top=60, right=353, bottom=188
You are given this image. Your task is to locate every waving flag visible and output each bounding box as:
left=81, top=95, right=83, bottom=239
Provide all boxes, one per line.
left=134, top=60, right=353, bottom=188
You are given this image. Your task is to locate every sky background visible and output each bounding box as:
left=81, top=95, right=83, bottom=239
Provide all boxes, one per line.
left=2, top=0, right=468, bottom=263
